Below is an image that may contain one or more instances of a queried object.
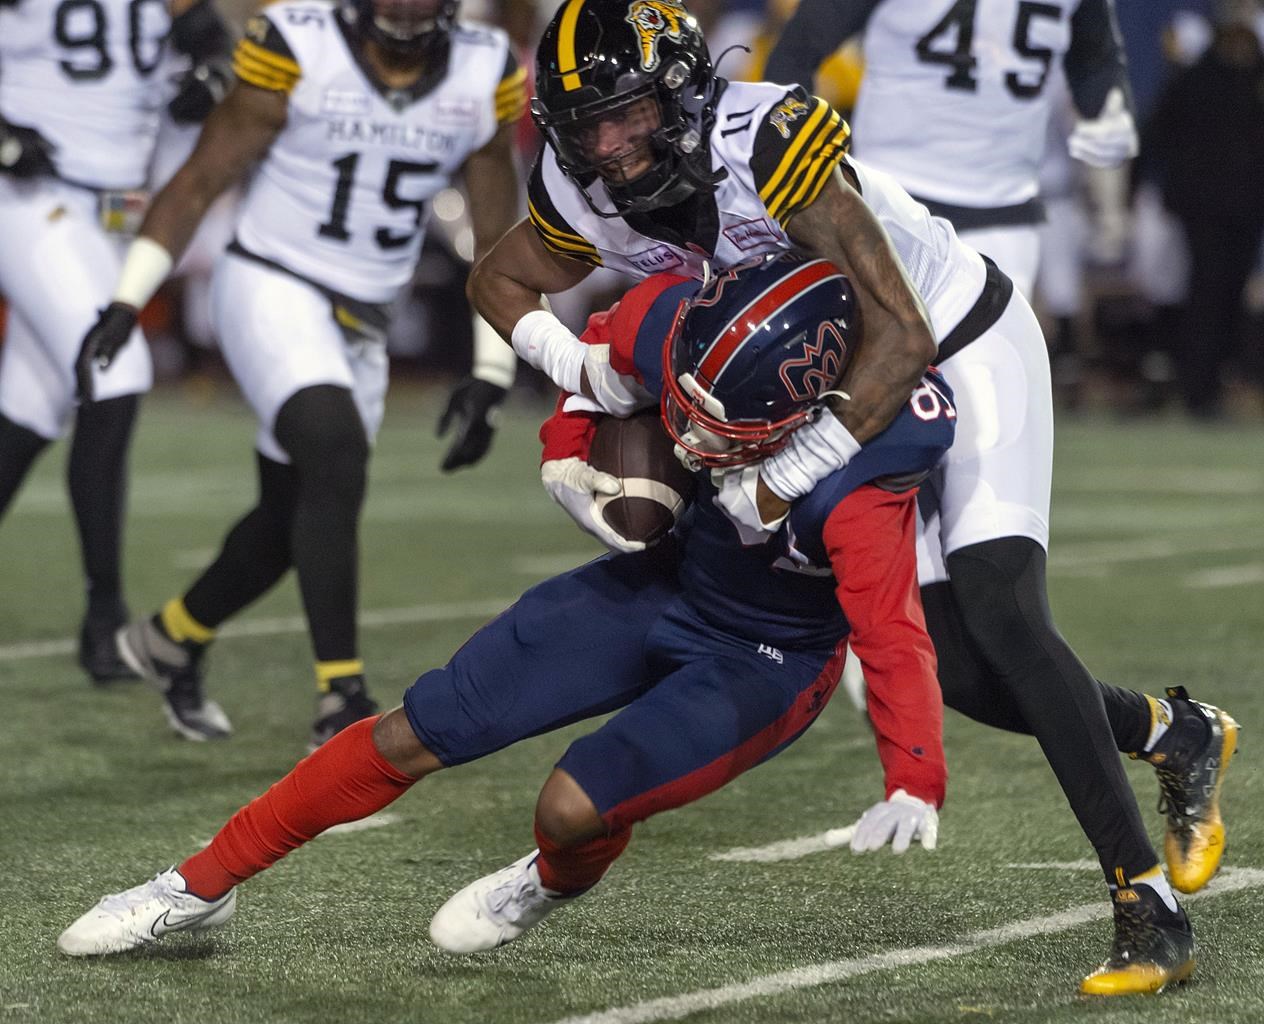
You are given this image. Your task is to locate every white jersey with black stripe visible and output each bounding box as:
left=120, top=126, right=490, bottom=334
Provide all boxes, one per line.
left=233, top=1, right=511, bottom=303
left=530, top=80, right=985, bottom=348
left=0, top=0, right=170, bottom=189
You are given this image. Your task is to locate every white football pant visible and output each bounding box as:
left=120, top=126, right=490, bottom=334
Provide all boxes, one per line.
left=209, top=251, right=388, bottom=463
left=0, top=176, right=151, bottom=439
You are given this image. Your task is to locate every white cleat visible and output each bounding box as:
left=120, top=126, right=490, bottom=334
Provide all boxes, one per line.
left=429, top=850, right=577, bottom=954
left=57, top=867, right=236, bottom=956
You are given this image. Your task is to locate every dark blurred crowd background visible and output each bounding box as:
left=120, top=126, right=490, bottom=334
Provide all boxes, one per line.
left=5, top=0, right=1263, bottom=422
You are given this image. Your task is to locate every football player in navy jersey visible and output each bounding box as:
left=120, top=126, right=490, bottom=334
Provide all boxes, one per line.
left=465, top=0, right=1236, bottom=994
left=59, top=255, right=956, bottom=959
left=70, top=0, right=526, bottom=747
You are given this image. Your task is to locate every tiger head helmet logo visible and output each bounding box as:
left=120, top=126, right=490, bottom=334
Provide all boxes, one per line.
left=626, top=0, right=688, bottom=72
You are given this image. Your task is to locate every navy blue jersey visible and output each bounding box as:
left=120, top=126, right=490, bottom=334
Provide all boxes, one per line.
left=609, top=276, right=957, bottom=651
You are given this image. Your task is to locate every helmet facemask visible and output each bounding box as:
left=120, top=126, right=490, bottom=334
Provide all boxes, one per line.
left=660, top=303, right=824, bottom=472
left=659, top=256, right=856, bottom=470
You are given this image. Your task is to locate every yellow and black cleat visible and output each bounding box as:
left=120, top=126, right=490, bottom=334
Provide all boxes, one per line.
left=1080, top=884, right=1195, bottom=996
left=1144, top=687, right=1240, bottom=893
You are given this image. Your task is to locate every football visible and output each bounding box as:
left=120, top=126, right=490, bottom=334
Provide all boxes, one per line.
left=588, top=407, right=696, bottom=545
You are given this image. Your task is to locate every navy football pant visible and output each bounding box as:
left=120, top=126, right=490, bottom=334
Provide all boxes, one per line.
left=403, top=545, right=845, bottom=830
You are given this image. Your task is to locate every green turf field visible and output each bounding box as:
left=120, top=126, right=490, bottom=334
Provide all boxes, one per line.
left=1, top=384, right=1261, bottom=1024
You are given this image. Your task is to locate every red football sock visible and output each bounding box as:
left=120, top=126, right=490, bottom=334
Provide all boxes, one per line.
left=533, top=821, right=632, bottom=895
left=179, top=717, right=415, bottom=900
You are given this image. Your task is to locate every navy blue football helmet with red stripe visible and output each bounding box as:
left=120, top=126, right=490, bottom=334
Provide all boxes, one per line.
left=661, top=253, right=857, bottom=469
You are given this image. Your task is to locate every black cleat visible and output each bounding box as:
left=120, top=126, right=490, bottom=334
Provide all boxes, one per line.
left=115, top=616, right=232, bottom=741
left=78, top=605, right=140, bottom=684
left=1142, top=686, right=1240, bottom=893
left=1081, top=884, right=1195, bottom=995
left=310, top=674, right=379, bottom=750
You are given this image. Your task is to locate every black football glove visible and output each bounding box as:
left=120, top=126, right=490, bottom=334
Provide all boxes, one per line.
left=75, top=303, right=139, bottom=402
left=0, top=115, right=57, bottom=179
left=167, top=61, right=232, bottom=124
left=436, top=377, right=507, bottom=472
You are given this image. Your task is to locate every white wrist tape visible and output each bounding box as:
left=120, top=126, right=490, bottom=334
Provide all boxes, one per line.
left=762, top=412, right=863, bottom=501
left=511, top=309, right=585, bottom=394
left=113, top=236, right=174, bottom=310
left=471, top=313, right=517, bottom=389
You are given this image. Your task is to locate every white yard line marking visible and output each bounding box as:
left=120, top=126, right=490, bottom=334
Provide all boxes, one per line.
left=1050, top=534, right=1264, bottom=571
left=710, top=827, right=855, bottom=863
left=195, top=812, right=400, bottom=849
left=545, top=867, right=1264, bottom=1024
left=324, top=812, right=400, bottom=837
left=0, top=598, right=515, bottom=664
left=1184, top=564, right=1264, bottom=589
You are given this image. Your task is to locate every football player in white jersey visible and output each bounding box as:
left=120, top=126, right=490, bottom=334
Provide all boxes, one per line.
left=465, top=0, right=1238, bottom=995
left=763, top=0, right=1139, bottom=300
left=73, top=0, right=525, bottom=747
left=0, top=0, right=232, bottom=682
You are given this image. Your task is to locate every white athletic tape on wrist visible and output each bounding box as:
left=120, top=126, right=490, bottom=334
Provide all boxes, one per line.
left=762, top=412, right=863, bottom=501
left=113, top=236, right=174, bottom=310
left=471, top=314, right=517, bottom=389
left=511, top=309, right=585, bottom=394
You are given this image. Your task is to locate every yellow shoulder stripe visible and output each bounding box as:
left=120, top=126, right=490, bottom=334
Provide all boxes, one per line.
left=496, top=66, right=528, bottom=98
left=527, top=200, right=591, bottom=246
left=767, top=117, right=850, bottom=221
left=234, top=54, right=299, bottom=93
left=236, top=38, right=300, bottom=78
left=758, top=98, right=831, bottom=204
left=528, top=205, right=601, bottom=262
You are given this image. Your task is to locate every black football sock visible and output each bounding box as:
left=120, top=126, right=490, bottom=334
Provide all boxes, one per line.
left=182, top=453, right=299, bottom=628
left=68, top=395, right=139, bottom=615
left=946, top=537, right=1158, bottom=883
left=274, top=386, right=368, bottom=666
left=0, top=412, right=50, bottom=523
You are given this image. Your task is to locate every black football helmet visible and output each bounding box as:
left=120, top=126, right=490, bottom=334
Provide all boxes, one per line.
left=662, top=253, right=857, bottom=469
left=344, top=0, right=458, bottom=61
left=533, top=0, right=725, bottom=216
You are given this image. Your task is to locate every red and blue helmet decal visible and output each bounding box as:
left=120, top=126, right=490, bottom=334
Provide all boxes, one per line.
left=661, top=253, right=857, bottom=468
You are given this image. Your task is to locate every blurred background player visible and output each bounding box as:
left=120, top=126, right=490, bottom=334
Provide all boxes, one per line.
left=57, top=256, right=955, bottom=960
left=470, top=0, right=1236, bottom=993
left=0, top=0, right=231, bottom=682
left=74, top=0, right=525, bottom=746
left=1140, top=0, right=1264, bottom=419
left=763, top=0, right=1139, bottom=301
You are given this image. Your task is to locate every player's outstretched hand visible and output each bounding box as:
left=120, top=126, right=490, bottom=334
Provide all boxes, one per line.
left=437, top=377, right=507, bottom=472
left=75, top=303, right=139, bottom=402
left=0, top=115, right=56, bottom=179
left=850, top=789, right=939, bottom=854
left=1067, top=87, right=1138, bottom=168
left=541, top=457, right=645, bottom=553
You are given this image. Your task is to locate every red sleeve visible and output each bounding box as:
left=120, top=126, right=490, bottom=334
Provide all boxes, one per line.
left=603, top=272, right=691, bottom=377
left=822, top=484, right=946, bottom=807
left=539, top=272, right=691, bottom=464
left=538, top=391, right=600, bottom=464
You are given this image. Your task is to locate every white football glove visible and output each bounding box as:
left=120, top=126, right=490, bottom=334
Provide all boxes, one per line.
left=711, top=465, right=789, bottom=545
left=1067, top=87, right=1138, bottom=168
left=541, top=457, right=645, bottom=554
left=849, top=789, right=939, bottom=854
left=712, top=412, right=861, bottom=541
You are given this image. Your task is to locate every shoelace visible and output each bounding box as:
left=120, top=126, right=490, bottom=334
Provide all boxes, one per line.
left=1107, top=899, right=1157, bottom=967
left=485, top=871, right=543, bottom=923
left=98, top=875, right=172, bottom=920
